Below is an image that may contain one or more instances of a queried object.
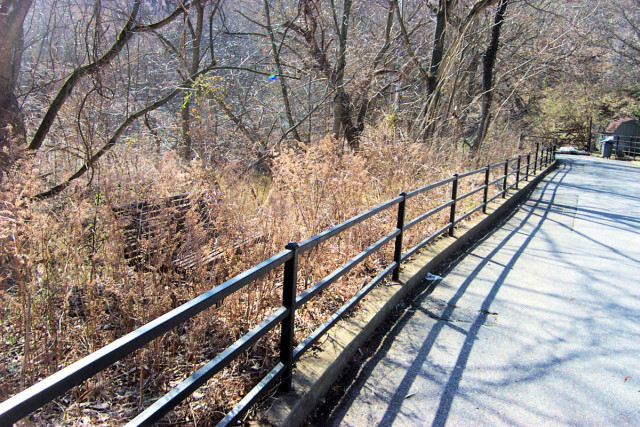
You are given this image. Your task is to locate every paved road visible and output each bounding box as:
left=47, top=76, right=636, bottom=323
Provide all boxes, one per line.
left=310, top=156, right=640, bottom=426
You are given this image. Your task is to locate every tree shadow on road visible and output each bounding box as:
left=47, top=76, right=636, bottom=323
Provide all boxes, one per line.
left=311, top=157, right=640, bottom=426
left=310, top=161, right=575, bottom=426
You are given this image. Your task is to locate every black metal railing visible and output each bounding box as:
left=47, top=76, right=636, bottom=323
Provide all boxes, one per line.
left=0, top=144, right=557, bottom=426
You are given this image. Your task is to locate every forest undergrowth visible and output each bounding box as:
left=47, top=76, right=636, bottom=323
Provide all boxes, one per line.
left=0, top=126, right=526, bottom=425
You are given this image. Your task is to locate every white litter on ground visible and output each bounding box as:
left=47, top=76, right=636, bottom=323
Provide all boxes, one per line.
left=557, top=146, right=589, bottom=155
left=425, top=273, right=443, bottom=281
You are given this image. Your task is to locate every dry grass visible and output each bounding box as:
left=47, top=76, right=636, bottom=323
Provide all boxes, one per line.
left=0, top=125, right=526, bottom=425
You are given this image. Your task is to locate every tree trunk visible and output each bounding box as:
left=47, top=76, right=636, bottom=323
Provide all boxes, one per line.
left=471, top=0, right=508, bottom=154
left=401, top=0, right=499, bottom=141
left=0, top=0, right=33, bottom=170
left=332, top=0, right=358, bottom=148
left=333, top=89, right=361, bottom=150
left=181, top=2, right=205, bottom=161
left=427, top=0, right=458, bottom=97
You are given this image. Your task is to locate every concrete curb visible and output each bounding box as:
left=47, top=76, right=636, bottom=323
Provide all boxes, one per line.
left=262, top=161, right=558, bottom=427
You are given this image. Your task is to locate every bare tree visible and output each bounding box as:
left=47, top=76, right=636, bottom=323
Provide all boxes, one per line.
left=6, top=0, right=638, bottom=189
left=393, top=0, right=502, bottom=140
left=285, top=0, right=396, bottom=149
left=605, top=0, right=640, bottom=80
left=472, top=0, right=509, bottom=153
left=180, top=1, right=208, bottom=160
left=27, top=1, right=194, bottom=152
left=10, top=1, right=226, bottom=195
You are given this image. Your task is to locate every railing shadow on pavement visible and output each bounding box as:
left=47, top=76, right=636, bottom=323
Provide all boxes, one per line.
left=317, top=155, right=640, bottom=426
left=536, top=158, right=640, bottom=264
left=428, top=157, right=640, bottom=425
left=315, top=162, right=574, bottom=426
left=426, top=161, right=573, bottom=427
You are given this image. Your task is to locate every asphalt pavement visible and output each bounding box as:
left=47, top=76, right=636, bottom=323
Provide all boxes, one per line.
left=309, top=155, right=640, bottom=426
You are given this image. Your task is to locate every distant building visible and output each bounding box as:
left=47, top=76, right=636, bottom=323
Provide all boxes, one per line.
left=602, top=118, right=640, bottom=158
left=605, top=118, right=640, bottom=137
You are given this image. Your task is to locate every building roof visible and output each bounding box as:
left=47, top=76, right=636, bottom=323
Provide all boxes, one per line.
left=605, top=118, right=636, bottom=133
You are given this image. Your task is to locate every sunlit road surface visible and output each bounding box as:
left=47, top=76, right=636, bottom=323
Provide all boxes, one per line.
left=311, top=155, right=640, bottom=427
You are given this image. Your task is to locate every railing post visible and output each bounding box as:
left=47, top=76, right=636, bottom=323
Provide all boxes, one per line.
left=482, top=164, right=490, bottom=214
left=548, top=144, right=552, bottom=164
left=449, top=174, right=458, bottom=237
left=280, top=242, right=299, bottom=392
left=534, top=142, right=539, bottom=173
left=502, top=160, right=509, bottom=198
left=515, top=156, right=521, bottom=189
left=545, top=145, right=549, bottom=166
left=392, top=192, right=407, bottom=281
left=525, top=153, right=530, bottom=181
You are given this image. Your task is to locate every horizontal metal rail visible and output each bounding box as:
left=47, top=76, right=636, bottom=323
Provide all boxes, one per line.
left=453, top=204, right=485, bottom=225
left=0, top=249, right=292, bottom=425
left=487, top=191, right=505, bottom=205
left=296, top=230, right=399, bottom=307
left=505, top=181, right=519, bottom=192
left=406, top=176, right=456, bottom=199
left=488, top=176, right=506, bottom=187
left=297, top=197, right=402, bottom=253
left=293, top=263, right=397, bottom=362
left=403, top=200, right=454, bottom=231
left=456, top=185, right=486, bottom=202
left=217, top=362, right=286, bottom=427
left=128, top=307, right=288, bottom=426
left=457, top=166, right=487, bottom=179
left=401, top=222, right=452, bottom=262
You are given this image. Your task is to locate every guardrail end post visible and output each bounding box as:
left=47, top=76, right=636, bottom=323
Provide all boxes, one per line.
left=279, top=242, right=299, bottom=392
left=392, top=192, right=407, bottom=282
